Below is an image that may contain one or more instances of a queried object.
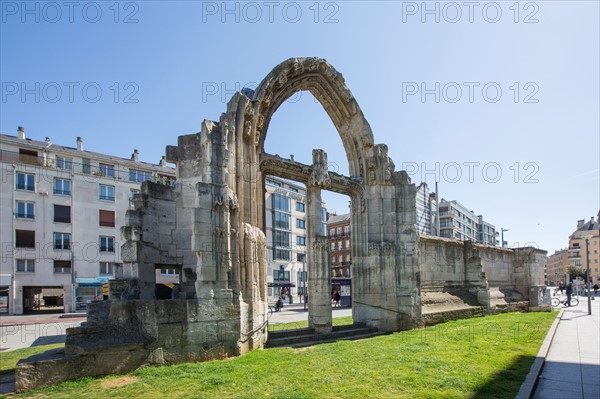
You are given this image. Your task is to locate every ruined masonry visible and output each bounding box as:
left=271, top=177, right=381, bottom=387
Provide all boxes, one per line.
left=16, top=58, right=547, bottom=391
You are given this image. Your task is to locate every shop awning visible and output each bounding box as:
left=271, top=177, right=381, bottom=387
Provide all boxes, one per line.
left=267, top=282, right=296, bottom=288
left=76, top=277, right=113, bottom=287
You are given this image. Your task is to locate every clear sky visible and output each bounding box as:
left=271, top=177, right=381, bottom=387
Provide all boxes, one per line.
left=1, top=1, right=598, bottom=253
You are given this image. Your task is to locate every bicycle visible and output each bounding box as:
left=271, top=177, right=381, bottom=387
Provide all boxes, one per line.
left=551, top=295, right=579, bottom=307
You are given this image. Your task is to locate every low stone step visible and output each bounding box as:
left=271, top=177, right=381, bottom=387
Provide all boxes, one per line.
left=268, top=327, right=315, bottom=339
left=266, top=324, right=380, bottom=348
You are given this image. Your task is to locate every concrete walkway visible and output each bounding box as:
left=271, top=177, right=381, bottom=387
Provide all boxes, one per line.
left=533, top=296, right=600, bottom=399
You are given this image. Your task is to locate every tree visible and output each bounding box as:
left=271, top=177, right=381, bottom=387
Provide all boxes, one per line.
left=567, top=265, right=588, bottom=281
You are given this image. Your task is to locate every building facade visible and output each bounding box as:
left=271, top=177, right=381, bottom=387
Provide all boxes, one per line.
left=0, top=128, right=175, bottom=315
left=264, top=176, right=327, bottom=304
left=415, top=183, right=438, bottom=236
left=546, top=249, right=569, bottom=285
left=327, top=213, right=352, bottom=306
left=438, top=199, right=498, bottom=245
left=568, top=215, right=600, bottom=285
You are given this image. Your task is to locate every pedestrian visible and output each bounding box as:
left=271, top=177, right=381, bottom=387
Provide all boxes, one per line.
left=566, top=282, right=573, bottom=306
left=334, top=291, right=341, bottom=307
left=593, top=283, right=598, bottom=295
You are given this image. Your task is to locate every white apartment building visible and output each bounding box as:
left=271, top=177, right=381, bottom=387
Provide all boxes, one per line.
left=438, top=199, right=498, bottom=245
left=264, top=176, right=327, bottom=304
left=0, top=128, right=175, bottom=315
left=415, top=182, right=438, bottom=236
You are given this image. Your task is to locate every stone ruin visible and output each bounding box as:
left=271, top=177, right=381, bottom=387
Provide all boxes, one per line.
left=16, top=57, right=548, bottom=391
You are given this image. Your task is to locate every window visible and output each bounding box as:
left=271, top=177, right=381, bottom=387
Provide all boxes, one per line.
left=129, top=189, right=139, bottom=208
left=16, top=259, right=35, bottom=273
left=331, top=242, right=335, bottom=250
left=273, top=248, right=290, bottom=261
left=273, top=270, right=290, bottom=282
left=297, top=271, right=307, bottom=295
left=54, top=178, right=71, bottom=195
left=160, top=268, right=179, bottom=275
left=54, top=205, right=71, bottom=223
left=56, top=156, right=72, bottom=170
left=329, top=229, right=335, bottom=237
left=344, top=226, right=350, bottom=235
left=99, top=185, right=115, bottom=201
left=265, top=178, right=282, bottom=187
left=296, top=236, right=306, bottom=246
left=297, top=253, right=306, bottom=262
left=346, top=239, right=350, bottom=248
left=16, top=172, right=35, bottom=191
left=15, top=229, right=35, bottom=248
left=296, top=219, right=305, bottom=229
left=337, top=227, right=342, bottom=236
left=338, top=241, right=342, bottom=250
left=273, top=230, right=291, bottom=248
left=99, top=210, right=115, bottom=227
left=295, top=202, right=305, bottom=212
left=82, top=158, right=91, bottom=174
left=99, top=163, right=115, bottom=177
left=99, top=262, right=114, bottom=275
left=16, top=201, right=34, bottom=219
left=272, top=194, right=290, bottom=212
left=54, top=260, right=71, bottom=273
left=54, top=233, right=71, bottom=250
left=273, top=212, right=290, bottom=230
left=100, top=236, right=114, bottom=252
left=128, top=169, right=152, bottom=183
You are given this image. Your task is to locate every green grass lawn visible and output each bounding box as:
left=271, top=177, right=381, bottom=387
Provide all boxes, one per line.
left=10, top=311, right=556, bottom=399
left=0, top=343, right=64, bottom=375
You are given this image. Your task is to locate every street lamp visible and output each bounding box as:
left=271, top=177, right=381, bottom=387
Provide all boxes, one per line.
left=501, top=228, right=510, bottom=248
left=580, top=234, right=594, bottom=315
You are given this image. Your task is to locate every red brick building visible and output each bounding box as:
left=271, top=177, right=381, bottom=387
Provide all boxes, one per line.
left=327, top=213, right=352, bottom=306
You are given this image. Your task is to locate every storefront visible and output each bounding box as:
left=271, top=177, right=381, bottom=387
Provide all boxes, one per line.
left=0, top=275, right=10, bottom=314
left=332, top=278, right=352, bottom=307
left=74, top=277, right=112, bottom=312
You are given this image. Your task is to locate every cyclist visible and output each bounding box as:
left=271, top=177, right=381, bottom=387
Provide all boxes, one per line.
left=566, top=282, right=573, bottom=306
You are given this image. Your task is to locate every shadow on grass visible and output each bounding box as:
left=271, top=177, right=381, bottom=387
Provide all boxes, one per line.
left=468, top=355, right=536, bottom=399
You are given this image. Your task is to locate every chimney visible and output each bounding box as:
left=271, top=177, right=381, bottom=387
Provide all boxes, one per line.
left=290, top=154, right=295, bottom=162
left=159, top=156, right=166, bottom=167
left=17, top=126, right=25, bottom=140
left=76, top=137, right=84, bottom=151
left=131, top=149, right=139, bottom=161
left=577, top=219, right=585, bottom=229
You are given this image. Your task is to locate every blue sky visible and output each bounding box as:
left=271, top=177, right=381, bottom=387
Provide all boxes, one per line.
left=1, top=1, right=598, bottom=253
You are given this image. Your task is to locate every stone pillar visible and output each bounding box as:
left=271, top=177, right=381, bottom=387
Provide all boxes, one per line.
left=307, top=185, right=332, bottom=334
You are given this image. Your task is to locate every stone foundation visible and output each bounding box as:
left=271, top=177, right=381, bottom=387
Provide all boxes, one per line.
left=16, top=299, right=248, bottom=392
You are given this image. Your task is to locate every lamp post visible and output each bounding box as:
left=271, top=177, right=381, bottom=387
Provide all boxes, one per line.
left=501, top=228, right=510, bottom=248
left=582, top=235, right=593, bottom=315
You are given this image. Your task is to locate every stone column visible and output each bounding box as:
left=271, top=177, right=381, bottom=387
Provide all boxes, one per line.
left=307, top=185, right=332, bottom=334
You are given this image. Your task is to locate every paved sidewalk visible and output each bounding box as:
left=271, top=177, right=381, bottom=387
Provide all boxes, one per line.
left=0, top=313, right=85, bottom=327
left=533, top=296, right=600, bottom=399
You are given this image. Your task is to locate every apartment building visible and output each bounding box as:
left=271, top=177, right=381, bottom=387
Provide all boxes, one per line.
left=264, top=176, right=327, bottom=303
left=438, top=199, right=498, bottom=245
left=546, top=249, right=569, bottom=285
left=568, top=215, right=600, bottom=284
left=327, top=213, right=352, bottom=306
left=415, top=183, right=438, bottom=236
left=0, top=128, right=175, bottom=314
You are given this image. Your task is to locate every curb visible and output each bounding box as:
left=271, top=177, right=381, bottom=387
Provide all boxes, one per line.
left=515, top=309, right=563, bottom=399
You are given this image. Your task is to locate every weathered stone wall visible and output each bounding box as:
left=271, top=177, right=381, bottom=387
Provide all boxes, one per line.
left=16, top=299, right=241, bottom=392
left=418, top=235, right=547, bottom=317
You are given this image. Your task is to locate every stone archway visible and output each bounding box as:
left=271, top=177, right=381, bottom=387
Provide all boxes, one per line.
left=222, top=58, right=421, bottom=336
